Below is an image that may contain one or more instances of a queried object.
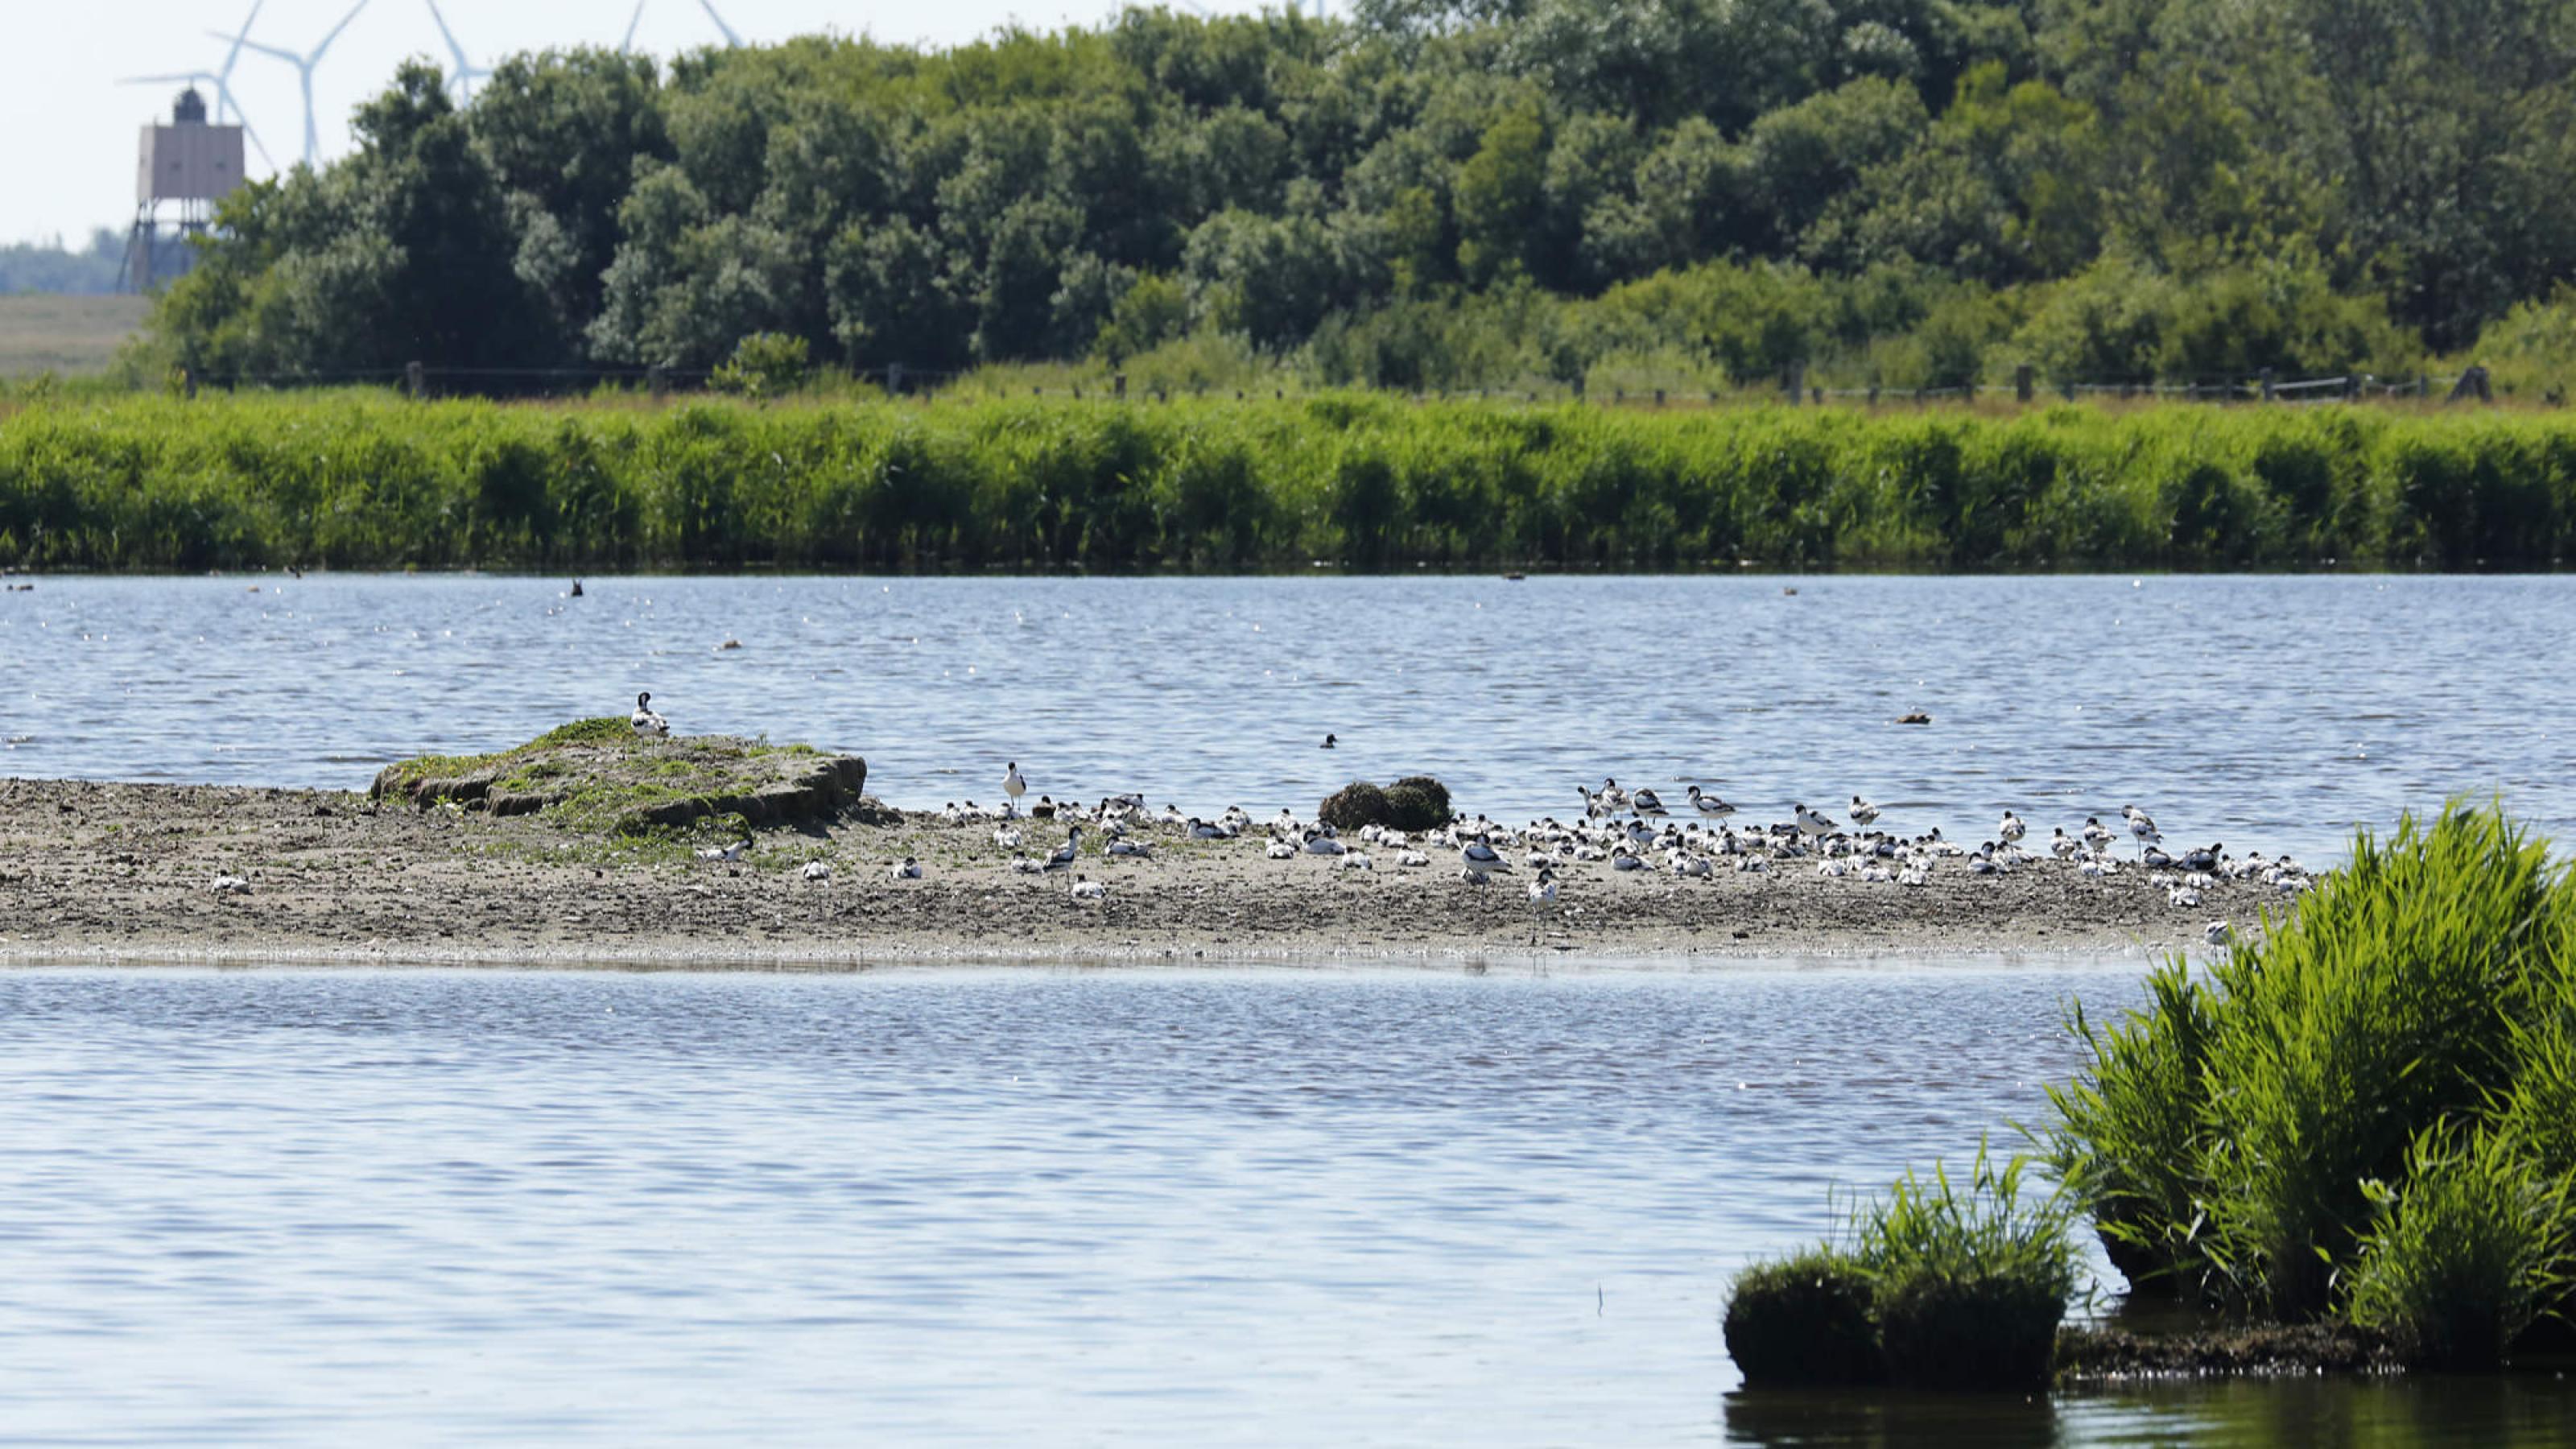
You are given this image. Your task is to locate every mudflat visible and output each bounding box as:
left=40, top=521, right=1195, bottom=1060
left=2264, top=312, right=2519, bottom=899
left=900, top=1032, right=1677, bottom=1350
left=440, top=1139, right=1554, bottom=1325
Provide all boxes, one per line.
left=0, top=778, right=2273, bottom=965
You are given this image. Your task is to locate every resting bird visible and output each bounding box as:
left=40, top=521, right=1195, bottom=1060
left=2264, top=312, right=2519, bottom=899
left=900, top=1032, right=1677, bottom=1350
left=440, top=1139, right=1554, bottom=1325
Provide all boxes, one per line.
left=630, top=691, right=669, bottom=738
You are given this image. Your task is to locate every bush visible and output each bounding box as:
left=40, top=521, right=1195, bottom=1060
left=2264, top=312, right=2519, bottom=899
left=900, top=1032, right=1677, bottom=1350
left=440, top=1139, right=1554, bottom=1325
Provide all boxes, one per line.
left=1723, top=1249, right=1883, bottom=1387
left=2044, top=800, right=2576, bottom=1334
left=1318, top=782, right=1390, bottom=830
left=712, top=332, right=811, bottom=398
left=1853, top=1144, right=2078, bottom=1390
left=1383, top=775, right=1454, bottom=831
left=2345, top=1129, right=2573, bottom=1368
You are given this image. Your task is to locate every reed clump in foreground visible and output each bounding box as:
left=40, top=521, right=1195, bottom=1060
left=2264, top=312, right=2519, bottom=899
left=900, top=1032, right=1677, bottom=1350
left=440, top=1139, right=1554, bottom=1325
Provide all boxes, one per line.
left=1725, top=1143, right=2079, bottom=1390
left=4, top=390, right=2575, bottom=572
left=2042, top=801, right=2576, bottom=1368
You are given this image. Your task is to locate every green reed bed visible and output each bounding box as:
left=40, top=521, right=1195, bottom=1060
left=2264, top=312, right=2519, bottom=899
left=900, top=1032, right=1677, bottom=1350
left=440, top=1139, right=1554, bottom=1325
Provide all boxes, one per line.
left=2, top=390, right=2574, bottom=572
left=2041, top=802, right=2576, bottom=1367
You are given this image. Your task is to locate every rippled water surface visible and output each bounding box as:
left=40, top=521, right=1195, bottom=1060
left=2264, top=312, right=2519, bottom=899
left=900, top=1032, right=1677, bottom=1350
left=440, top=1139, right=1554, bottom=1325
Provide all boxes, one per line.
left=6, top=574, right=2572, bottom=857
left=3, top=964, right=2570, bottom=1446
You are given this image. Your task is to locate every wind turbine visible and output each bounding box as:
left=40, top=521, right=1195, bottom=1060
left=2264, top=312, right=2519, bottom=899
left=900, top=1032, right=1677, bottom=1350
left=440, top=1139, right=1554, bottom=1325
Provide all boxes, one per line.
left=621, top=1, right=646, bottom=52
left=697, top=1, right=741, bottom=47
left=118, top=70, right=277, bottom=170
left=218, top=0, right=372, bottom=169
left=423, top=0, right=491, bottom=100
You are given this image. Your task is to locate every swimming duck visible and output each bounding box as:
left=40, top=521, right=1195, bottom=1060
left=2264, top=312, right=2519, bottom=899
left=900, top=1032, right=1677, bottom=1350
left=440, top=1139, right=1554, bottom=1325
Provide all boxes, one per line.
left=630, top=691, right=669, bottom=738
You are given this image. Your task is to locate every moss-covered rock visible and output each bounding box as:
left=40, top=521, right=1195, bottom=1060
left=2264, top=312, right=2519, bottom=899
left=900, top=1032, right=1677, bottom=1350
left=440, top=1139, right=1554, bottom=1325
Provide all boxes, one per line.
left=1723, top=1250, right=1885, bottom=1388
left=1319, top=782, right=1392, bottom=830
left=1875, top=1265, right=2066, bottom=1390
left=371, top=720, right=867, bottom=834
left=1384, top=775, right=1453, bottom=831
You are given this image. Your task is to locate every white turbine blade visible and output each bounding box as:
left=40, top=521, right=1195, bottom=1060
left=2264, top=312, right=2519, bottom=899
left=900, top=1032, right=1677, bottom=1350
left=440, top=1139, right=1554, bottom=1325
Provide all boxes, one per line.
left=697, top=0, right=742, bottom=46
left=312, top=0, right=372, bottom=63
left=217, top=2, right=267, bottom=90
left=622, top=0, right=646, bottom=52
left=423, top=0, right=470, bottom=70
left=236, top=107, right=279, bottom=171
left=217, top=31, right=305, bottom=65
left=118, top=72, right=213, bottom=85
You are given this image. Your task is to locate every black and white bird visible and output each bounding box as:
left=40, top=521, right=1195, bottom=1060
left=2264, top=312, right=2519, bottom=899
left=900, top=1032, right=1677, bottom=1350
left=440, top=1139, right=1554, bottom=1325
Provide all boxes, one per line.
left=890, top=857, right=923, bottom=880
left=1460, top=834, right=1513, bottom=879
left=1043, top=828, right=1084, bottom=875
left=1848, top=795, right=1880, bottom=827
left=1631, top=788, right=1668, bottom=817
left=1795, top=803, right=1838, bottom=839
left=2205, top=920, right=2232, bottom=947
left=630, top=691, right=669, bottom=737
left=1687, top=786, right=1736, bottom=819
left=1999, top=811, right=2027, bottom=845
left=1003, top=762, right=1027, bottom=811
left=1320, top=733, right=1338, bottom=749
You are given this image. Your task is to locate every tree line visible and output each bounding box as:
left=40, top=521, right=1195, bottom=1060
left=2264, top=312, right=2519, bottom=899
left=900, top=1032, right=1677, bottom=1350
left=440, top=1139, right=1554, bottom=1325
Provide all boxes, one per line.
left=147, top=2, right=2576, bottom=395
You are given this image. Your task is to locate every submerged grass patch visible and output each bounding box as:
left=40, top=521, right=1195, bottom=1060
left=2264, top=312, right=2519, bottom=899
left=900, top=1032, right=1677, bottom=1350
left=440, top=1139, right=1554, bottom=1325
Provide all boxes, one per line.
left=4, top=390, right=2574, bottom=572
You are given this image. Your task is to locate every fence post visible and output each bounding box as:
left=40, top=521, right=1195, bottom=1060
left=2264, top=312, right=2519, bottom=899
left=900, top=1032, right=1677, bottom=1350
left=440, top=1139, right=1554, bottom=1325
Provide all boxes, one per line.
left=1113, top=374, right=1127, bottom=401
left=887, top=362, right=905, bottom=396
left=2344, top=374, right=2360, bottom=402
left=648, top=365, right=667, bottom=400
left=2015, top=365, right=2033, bottom=403
left=2260, top=367, right=2276, bottom=402
left=2417, top=375, right=2429, bottom=401
left=1653, top=388, right=1665, bottom=408
left=2061, top=379, right=2075, bottom=402
left=1867, top=385, right=1879, bottom=408
left=403, top=361, right=425, bottom=399
left=181, top=367, right=197, bottom=400
left=1785, top=361, right=1806, bottom=406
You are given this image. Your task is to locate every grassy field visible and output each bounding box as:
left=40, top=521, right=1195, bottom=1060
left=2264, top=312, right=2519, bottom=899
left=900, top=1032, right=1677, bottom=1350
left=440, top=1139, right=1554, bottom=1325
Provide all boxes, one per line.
left=2, top=387, right=2571, bottom=572
left=0, top=294, right=147, bottom=378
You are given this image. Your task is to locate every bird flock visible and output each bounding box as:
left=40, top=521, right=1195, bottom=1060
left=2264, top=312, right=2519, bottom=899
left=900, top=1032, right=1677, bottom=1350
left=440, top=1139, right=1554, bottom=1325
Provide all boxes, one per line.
left=630, top=695, right=2306, bottom=939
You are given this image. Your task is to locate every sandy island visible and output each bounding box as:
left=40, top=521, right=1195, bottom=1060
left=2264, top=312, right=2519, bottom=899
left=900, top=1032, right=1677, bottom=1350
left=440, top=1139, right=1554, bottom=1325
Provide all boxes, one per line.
left=0, top=777, right=2288, bottom=967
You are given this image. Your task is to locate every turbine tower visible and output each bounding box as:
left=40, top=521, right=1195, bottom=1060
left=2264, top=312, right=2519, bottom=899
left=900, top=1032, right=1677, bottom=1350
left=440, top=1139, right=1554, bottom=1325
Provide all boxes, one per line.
left=423, top=0, right=492, bottom=99
left=220, top=0, right=372, bottom=169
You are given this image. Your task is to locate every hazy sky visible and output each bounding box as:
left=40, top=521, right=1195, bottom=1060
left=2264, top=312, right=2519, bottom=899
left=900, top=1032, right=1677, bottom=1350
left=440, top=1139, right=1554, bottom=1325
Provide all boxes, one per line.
left=5, top=0, right=1305, bottom=246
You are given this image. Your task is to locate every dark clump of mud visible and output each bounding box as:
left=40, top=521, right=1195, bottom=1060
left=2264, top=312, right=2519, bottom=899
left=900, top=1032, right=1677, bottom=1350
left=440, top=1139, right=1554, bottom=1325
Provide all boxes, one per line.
left=2057, top=1322, right=2401, bottom=1381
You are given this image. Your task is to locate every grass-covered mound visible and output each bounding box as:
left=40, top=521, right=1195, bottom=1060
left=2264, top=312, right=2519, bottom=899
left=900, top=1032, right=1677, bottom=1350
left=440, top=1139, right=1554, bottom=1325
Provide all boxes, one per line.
left=2041, top=801, right=2576, bottom=1368
left=1727, top=1145, right=2079, bottom=1391
left=370, top=718, right=868, bottom=835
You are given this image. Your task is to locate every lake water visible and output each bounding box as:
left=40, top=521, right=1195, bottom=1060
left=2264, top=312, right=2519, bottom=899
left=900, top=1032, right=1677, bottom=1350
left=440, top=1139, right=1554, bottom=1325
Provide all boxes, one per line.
left=0, top=954, right=2566, bottom=1433
left=2, top=963, right=2570, bottom=1446
left=6, top=573, right=2573, bottom=858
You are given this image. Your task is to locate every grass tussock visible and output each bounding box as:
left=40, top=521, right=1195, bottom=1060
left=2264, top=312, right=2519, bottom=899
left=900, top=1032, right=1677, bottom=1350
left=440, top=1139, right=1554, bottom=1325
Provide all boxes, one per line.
left=2, top=390, right=2574, bottom=572
left=1728, top=1142, right=2078, bottom=1391
left=2041, top=801, right=2576, bottom=1365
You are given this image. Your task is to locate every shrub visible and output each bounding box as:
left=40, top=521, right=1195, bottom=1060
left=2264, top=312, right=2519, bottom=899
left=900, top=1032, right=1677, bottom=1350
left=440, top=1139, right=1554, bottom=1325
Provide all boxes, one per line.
left=1383, top=775, right=1454, bottom=831
left=1723, top=1249, right=1883, bottom=1387
left=1853, top=1143, right=2078, bottom=1391
left=1318, top=782, right=1390, bottom=830
left=712, top=332, right=811, bottom=398
left=2345, top=1128, right=2573, bottom=1368
left=2045, top=800, right=2576, bottom=1326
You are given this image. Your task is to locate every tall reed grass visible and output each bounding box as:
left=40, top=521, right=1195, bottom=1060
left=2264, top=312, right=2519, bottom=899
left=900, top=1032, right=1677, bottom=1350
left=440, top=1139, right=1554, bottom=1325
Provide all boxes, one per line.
left=2041, top=801, right=2576, bottom=1364
left=2, top=390, right=2572, bottom=572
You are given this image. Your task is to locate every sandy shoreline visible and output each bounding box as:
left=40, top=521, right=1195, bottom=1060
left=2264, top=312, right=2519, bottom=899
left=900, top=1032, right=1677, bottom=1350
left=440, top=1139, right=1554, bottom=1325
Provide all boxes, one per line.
left=0, top=778, right=2284, bottom=968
